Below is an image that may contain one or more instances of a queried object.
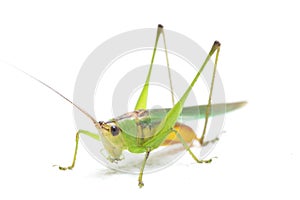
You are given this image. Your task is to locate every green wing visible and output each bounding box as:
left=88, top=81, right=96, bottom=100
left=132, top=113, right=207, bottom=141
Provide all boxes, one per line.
left=147, top=101, right=247, bottom=122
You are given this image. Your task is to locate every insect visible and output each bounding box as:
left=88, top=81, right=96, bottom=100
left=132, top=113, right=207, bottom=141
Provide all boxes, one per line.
left=16, top=24, right=246, bottom=187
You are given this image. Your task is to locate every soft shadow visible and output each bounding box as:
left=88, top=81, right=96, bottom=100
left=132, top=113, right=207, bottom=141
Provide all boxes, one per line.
left=87, top=168, right=124, bottom=179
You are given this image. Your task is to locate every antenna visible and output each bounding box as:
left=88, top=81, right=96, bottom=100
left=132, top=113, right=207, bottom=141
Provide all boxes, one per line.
left=8, top=63, right=98, bottom=124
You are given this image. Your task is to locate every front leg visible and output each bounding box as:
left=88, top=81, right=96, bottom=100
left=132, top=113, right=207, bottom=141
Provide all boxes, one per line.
left=53, top=129, right=100, bottom=170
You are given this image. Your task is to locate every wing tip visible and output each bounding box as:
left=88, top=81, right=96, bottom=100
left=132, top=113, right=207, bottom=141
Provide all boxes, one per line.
left=236, top=101, right=247, bottom=108
left=225, top=101, right=247, bottom=112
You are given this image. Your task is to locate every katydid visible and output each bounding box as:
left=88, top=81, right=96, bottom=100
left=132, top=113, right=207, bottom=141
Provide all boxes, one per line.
left=14, top=24, right=246, bottom=188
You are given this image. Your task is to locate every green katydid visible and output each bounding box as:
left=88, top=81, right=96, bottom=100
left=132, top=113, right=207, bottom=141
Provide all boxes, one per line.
left=16, top=24, right=246, bottom=187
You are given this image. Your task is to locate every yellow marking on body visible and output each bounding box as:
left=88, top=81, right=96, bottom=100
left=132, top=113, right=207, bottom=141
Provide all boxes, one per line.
left=161, top=123, right=197, bottom=146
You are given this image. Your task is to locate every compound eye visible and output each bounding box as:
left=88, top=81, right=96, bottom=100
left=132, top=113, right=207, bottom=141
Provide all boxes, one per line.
left=111, top=125, right=120, bottom=136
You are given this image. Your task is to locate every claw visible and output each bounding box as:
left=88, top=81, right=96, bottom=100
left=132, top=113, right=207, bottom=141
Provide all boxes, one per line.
left=138, top=181, right=144, bottom=188
left=53, top=165, right=73, bottom=170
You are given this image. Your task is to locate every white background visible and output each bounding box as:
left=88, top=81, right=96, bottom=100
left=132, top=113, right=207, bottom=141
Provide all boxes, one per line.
left=0, top=1, right=299, bottom=199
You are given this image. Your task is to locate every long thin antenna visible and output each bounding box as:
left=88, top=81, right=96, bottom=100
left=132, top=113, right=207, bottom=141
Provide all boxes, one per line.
left=9, top=64, right=98, bottom=124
